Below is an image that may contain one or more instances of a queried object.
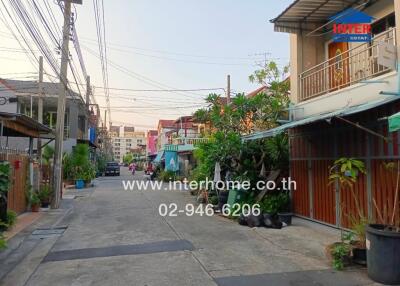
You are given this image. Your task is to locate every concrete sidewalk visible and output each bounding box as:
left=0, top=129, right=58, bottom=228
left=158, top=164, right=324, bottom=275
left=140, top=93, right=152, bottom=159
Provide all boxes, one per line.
left=0, top=169, right=377, bottom=286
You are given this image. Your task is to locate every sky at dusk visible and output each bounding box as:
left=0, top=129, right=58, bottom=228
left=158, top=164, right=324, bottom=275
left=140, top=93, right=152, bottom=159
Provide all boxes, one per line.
left=0, top=0, right=293, bottom=131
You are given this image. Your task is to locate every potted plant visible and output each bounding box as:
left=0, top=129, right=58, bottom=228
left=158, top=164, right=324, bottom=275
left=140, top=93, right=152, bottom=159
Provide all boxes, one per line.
left=74, top=168, right=85, bottom=189
left=0, top=162, right=11, bottom=225
left=328, top=158, right=367, bottom=269
left=26, top=189, right=40, bottom=213
left=276, top=191, right=292, bottom=225
left=326, top=232, right=353, bottom=270
left=349, top=216, right=368, bottom=266
left=365, top=161, right=400, bottom=285
left=71, top=144, right=95, bottom=189
left=38, top=185, right=52, bottom=208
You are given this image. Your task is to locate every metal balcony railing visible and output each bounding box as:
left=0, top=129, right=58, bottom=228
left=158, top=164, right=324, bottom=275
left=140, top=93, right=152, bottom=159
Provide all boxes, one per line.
left=171, top=137, right=210, bottom=146
left=299, top=28, right=396, bottom=102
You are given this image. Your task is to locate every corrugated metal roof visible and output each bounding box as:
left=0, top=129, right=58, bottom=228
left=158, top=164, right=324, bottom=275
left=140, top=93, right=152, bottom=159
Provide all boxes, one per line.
left=271, top=0, right=376, bottom=33
left=243, top=96, right=400, bottom=141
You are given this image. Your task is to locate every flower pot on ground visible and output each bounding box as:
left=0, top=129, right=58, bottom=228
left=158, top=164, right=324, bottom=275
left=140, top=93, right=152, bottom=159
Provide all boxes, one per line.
left=277, top=212, right=293, bottom=226
left=29, top=193, right=40, bottom=212
left=260, top=191, right=290, bottom=226
left=38, top=185, right=52, bottom=208
left=26, top=187, right=40, bottom=212
left=366, top=224, right=400, bottom=285
left=365, top=161, right=400, bottom=284
left=75, top=179, right=85, bottom=189
left=31, top=203, right=40, bottom=212
left=352, top=247, right=366, bottom=266
left=349, top=216, right=369, bottom=266
left=217, top=191, right=229, bottom=209
left=325, top=242, right=352, bottom=270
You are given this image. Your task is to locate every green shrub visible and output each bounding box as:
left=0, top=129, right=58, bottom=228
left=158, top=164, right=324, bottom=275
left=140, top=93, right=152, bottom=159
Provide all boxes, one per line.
left=158, top=170, right=177, bottom=182
left=331, top=243, right=351, bottom=270
left=38, top=185, right=52, bottom=203
left=0, top=233, right=6, bottom=250
left=26, top=187, right=40, bottom=206
left=70, top=144, right=96, bottom=181
left=260, top=192, right=290, bottom=214
left=63, top=153, right=74, bottom=180
left=209, top=196, right=218, bottom=205
left=0, top=162, right=11, bottom=196
left=42, top=145, right=54, bottom=165
left=6, top=210, right=17, bottom=229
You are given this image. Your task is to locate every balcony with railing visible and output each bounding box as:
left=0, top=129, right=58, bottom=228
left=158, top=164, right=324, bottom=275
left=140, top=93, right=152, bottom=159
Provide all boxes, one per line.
left=299, top=28, right=396, bottom=102
left=171, top=137, right=210, bottom=146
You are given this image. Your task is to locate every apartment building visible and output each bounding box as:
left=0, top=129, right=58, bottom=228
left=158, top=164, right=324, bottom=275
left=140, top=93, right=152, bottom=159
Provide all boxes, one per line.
left=245, top=0, right=400, bottom=228
left=110, top=125, right=145, bottom=163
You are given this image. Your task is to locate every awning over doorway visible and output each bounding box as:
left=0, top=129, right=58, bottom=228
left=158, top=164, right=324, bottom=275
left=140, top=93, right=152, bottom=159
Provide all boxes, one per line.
left=0, top=112, right=52, bottom=138
left=243, top=96, right=399, bottom=141
left=153, top=151, right=165, bottom=163
left=271, top=0, right=377, bottom=33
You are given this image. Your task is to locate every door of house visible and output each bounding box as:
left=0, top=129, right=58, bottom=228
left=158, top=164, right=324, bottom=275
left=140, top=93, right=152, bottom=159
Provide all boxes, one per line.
left=328, top=42, right=350, bottom=91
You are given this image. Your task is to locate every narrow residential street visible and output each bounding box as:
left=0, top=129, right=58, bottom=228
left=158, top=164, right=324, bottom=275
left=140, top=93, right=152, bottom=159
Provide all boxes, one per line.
left=0, top=168, right=376, bottom=286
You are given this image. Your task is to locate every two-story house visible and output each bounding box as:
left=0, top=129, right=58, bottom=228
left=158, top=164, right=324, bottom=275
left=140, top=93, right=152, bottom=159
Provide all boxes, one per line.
left=245, top=0, right=400, bottom=228
left=0, top=79, right=89, bottom=153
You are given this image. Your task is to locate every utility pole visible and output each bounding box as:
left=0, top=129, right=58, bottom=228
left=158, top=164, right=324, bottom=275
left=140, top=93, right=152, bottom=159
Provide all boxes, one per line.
left=226, top=75, right=231, bottom=105
left=52, top=0, right=73, bottom=209
left=104, top=110, right=107, bottom=130
left=37, top=56, right=44, bottom=191
left=86, top=75, right=90, bottom=110
left=85, top=75, right=91, bottom=141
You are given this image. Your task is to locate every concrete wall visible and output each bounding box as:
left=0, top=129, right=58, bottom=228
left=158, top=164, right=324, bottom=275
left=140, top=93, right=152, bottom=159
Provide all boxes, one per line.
left=293, top=71, right=398, bottom=119
left=0, top=84, right=18, bottom=113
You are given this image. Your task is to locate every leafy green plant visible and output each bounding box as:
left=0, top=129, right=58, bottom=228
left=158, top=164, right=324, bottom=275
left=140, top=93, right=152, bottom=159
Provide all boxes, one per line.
left=0, top=162, right=11, bottom=195
left=25, top=186, right=40, bottom=206
left=4, top=210, right=17, bottom=229
left=42, top=145, right=54, bottom=165
left=209, top=196, right=218, bottom=205
left=70, top=144, right=95, bottom=182
left=158, top=170, right=177, bottom=182
left=260, top=192, right=289, bottom=214
left=331, top=243, right=351, bottom=270
left=7, top=210, right=17, bottom=228
left=38, top=185, right=52, bottom=203
left=62, top=152, right=74, bottom=181
left=0, top=233, right=6, bottom=250
left=329, top=158, right=366, bottom=219
left=123, top=153, right=134, bottom=165
left=96, top=153, right=107, bottom=174
left=349, top=216, right=369, bottom=248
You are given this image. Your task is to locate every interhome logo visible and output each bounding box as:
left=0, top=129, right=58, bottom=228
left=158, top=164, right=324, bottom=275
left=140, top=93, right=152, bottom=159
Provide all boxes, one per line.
left=331, top=8, right=374, bottom=43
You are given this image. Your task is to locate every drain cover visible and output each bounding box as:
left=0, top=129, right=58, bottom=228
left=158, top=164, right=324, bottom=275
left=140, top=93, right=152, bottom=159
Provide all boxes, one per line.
left=32, top=227, right=67, bottom=237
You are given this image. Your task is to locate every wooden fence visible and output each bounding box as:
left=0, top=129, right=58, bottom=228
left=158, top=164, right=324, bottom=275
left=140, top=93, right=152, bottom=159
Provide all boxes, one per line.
left=0, top=151, right=29, bottom=214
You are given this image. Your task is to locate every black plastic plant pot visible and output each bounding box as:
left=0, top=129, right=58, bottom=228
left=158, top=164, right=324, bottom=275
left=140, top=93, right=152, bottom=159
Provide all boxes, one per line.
left=352, top=248, right=367, bottom=266
left=217, top=191, right=229, bottom=210
left=278, top=212, right=293, bottom=226
left=366, top=224, right=400, bottom=285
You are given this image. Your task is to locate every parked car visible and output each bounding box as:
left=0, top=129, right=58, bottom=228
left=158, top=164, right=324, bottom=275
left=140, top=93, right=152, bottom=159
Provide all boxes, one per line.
left=105, top=162, right=120, bottom=176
